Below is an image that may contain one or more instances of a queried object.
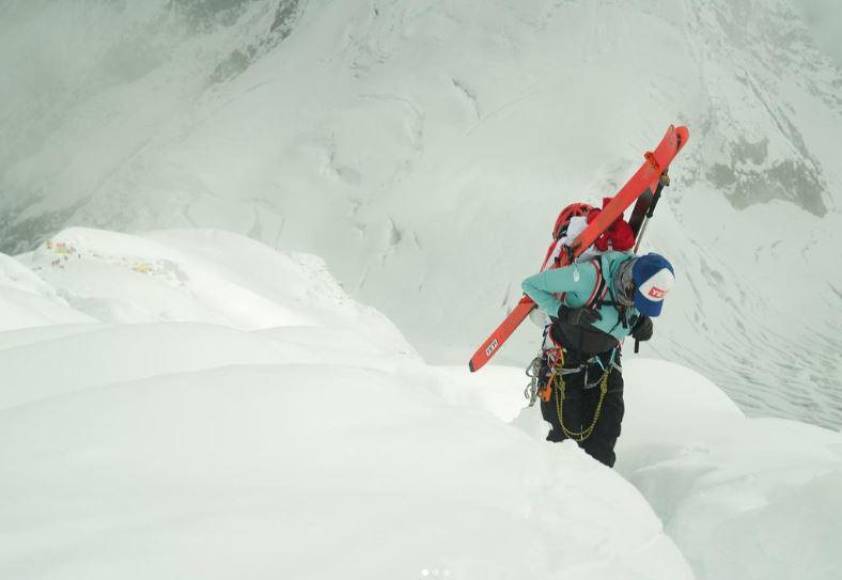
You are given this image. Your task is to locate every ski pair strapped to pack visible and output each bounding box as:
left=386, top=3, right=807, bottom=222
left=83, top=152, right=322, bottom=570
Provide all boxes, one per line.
left=468, top=125, right=689, bottom=372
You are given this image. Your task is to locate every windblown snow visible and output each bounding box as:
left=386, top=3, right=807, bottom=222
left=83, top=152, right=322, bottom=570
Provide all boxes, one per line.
left=1, top=229, right=841, bottom=579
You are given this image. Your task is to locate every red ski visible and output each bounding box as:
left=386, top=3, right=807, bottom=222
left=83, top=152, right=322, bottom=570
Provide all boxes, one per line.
left=468, top=125, right=689, bottom=372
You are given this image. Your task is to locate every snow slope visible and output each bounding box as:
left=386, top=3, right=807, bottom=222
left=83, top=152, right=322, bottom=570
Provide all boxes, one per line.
left=0, top=252, right=94, bottom=329
left=1, top=228, right=691, bottom=580
left=1, top=0, right=840, bottom=427
left=515, top=361, right=842, bottom=580
left=619, top=361, right=842, bottom=580
left=2, top=228, right=841, bottom=579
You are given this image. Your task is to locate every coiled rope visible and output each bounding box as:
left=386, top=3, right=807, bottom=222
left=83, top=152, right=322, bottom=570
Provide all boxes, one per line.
left=549, top=366, right=610, bottom=442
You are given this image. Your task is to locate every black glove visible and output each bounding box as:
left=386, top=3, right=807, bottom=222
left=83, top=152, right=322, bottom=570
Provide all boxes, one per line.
left=631, top=316, right=653, bottom=341
left=557, top=305, right=602, bottom=327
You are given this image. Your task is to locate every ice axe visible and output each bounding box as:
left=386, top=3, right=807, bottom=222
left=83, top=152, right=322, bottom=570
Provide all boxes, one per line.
left=633, top=171, right=669, bottom=354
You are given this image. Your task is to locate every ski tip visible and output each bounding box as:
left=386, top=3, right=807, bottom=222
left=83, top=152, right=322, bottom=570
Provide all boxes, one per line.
left=675, top=126, right=690, bottom=149
left=468, top=360, right=477, bottom=373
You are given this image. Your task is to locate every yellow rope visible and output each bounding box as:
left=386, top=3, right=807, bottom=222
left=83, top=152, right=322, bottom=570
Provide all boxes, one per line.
left=550, top=363, right=610, bottom=442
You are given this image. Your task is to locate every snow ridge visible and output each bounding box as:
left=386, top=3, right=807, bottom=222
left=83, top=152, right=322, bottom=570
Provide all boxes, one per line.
left=0, top=228, right=692, bottom=580
left=1, top=228, right=841, bottom=580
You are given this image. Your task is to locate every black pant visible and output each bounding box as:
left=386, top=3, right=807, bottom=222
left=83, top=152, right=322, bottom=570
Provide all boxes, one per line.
left=539, top=351, right=625, bottom=467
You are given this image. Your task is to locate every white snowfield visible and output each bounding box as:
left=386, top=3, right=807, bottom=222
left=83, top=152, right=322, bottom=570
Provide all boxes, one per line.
left=1, top=229, right=840, bottom=580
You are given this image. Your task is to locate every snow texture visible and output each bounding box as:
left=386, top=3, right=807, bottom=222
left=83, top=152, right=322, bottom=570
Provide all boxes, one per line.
left=1, top=228, right=841, bottom=579
left=0, top=228, right=689, bottom=580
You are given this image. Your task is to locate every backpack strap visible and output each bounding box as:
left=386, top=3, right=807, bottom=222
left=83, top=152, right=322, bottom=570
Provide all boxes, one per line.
left=585, top=257, right=611, bottom=310
left=590, top=255, right=630, bottom=331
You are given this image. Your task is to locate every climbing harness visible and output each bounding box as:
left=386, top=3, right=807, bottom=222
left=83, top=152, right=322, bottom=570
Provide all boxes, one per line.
left=552, top=367, right=606, bottom=442
left=525, top=347, right=619, bottom=442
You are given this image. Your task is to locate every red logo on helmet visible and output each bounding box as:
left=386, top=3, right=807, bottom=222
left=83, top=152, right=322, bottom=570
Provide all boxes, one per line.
left=648, top=286, right=666, bottom=299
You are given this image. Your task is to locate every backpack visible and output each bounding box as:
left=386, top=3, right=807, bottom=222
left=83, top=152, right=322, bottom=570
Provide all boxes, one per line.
left=541, top=199, right=635, bottom=272
left=539, top=200, right=638, bottom=356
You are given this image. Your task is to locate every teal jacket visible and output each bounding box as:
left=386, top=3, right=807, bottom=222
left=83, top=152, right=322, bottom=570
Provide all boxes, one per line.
left=521, top=251, right=640, bottom=342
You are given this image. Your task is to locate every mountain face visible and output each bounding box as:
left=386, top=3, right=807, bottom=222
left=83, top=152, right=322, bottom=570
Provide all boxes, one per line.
left=1, top=0, right=841, bottom=427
